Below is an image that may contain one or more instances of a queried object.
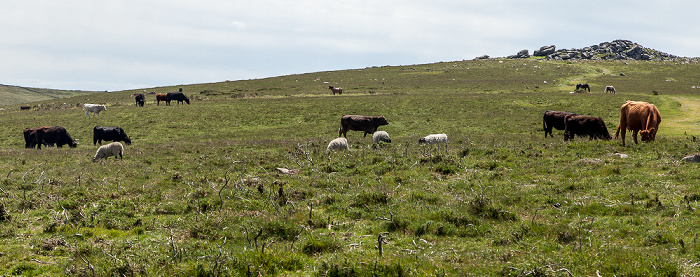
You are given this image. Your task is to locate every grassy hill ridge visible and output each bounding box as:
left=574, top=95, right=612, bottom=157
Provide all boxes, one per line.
left=0, top=84, right=99, bottom=107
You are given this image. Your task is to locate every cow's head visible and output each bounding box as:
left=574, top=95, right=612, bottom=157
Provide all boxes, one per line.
left=124, top=137, right=132, bottom=145
left=640, top=128, right=656, bottom=142
left=376, top=115, right=388, bottom=126
left=185, top=98, right=190, bottom=104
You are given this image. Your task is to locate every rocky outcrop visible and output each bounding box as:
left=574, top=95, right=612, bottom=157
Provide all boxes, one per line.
left=533, top=45, right=556, bottom=57
left=508, top=49, right=530, bottom=59
left=496, top=40, right=688, bottom=61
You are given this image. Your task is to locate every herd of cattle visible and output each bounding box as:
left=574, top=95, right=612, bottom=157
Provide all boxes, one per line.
left=543, top=100, right=661, bottom=146
left=133, top=88, right=190, bottom=107
left=20, top=84, right=663, bottom=158
left=21, top=88, right=191, bottom=161
left=330, top=90, right=661, bottom=150
left=333, top=100, right=661, bottom=150
left=151, top=88, right=190, bottom=106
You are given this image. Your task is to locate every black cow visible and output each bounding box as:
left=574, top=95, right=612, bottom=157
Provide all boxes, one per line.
left=543, top=110, right=578, bottom=138
left=166, top=91, right=190, bottom=105
left=338, top=115, right=389, bottom=138
left=24, top=126, right=78, bottom=149
left=564, top=115, right=611, bottom=141
left=135, top=93, right=145, bottom=106
left=93, top=126, right=132, bottom=145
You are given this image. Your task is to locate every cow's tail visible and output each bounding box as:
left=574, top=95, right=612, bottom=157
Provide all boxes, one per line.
left=613, top=107, right=627, bottom=140
left=542, top=112, right=547, bottom=132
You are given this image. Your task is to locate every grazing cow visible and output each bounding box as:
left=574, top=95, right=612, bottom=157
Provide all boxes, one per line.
left=564, top=115, right=611, bottom=141
left=156, top=93, right=168, bottom=105
left=604, top=86, right=616, bottom=94
left=24, top=126, right=78, bottom=149
left=23, top=128, right=36, bottom=148
left=166, top=92, right=190, bottom=105
left=614, top=101, right=661, bottom=146
left=329, top=86, right=343, bottom=95
left=23, top=126, right=50, bottom=148
left=543, top=110, right=578, bottom=138
left=575, top=83, right=590, bottom=92
left=93, top=126, right=132, bottom=145
left=84, top=104, right=107, bottom=118
left=20, top=106, right=31, bottom=110
left=338, top=115, right=389, bottom=138
left=134, top=93, right=145, bottom=106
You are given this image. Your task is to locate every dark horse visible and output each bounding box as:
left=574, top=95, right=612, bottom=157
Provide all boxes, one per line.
left=576, top=83, right=590, bottom=92
left=328, top=86, right=343, bottom=95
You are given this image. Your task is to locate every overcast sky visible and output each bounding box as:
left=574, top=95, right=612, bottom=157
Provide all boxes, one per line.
left=2, top=0, right=699, bottom=91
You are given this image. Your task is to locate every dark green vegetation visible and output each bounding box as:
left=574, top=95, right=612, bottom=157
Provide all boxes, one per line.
left=2, top=59, right=700, bottom=276
left=0, top=84, right=98, bottom=107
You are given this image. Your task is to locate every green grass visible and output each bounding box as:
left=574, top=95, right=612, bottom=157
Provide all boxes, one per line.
left=1, top=59, right=700, bottom=275
left=0, top=84, right=99, bottom=107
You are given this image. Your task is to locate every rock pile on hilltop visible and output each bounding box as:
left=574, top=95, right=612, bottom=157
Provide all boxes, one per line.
left=485, top=39, right=688, bottom=61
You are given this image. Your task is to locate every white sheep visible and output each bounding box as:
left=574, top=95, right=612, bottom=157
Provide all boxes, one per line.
left=418, top=134, right=448, bottom=144
left=93, top=142, right=124, bottom=162
left=372, top=131, right=392, bottom=143
left=327, top=137, right=349, bottom=151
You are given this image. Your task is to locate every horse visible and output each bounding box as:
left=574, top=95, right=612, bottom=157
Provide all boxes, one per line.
left=605, top=86, right=616, bottom=94
left=576, top=83, right=590, bottom=92
left=328, top=86, right=343, bottom=95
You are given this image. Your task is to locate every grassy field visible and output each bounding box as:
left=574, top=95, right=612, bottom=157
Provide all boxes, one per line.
left=2, top=59, right=700, bottom=276
left=0, top=85, right=99, bottom=107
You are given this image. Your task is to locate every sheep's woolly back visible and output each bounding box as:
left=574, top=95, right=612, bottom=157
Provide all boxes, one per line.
left=327, top=137, right=349, bottom=151
left=419, top=134, right=448, bottom=144
left=372, top=131, right=391, bottom=143
left=93, top=142, right=124, bottom=161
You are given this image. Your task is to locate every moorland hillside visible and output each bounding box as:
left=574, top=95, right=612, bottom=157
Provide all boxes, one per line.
left=2, top=54, right=700, bottom=275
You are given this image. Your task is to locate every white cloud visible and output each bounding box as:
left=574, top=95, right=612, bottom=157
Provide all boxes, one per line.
left=0, top=0, right=699, bottom=91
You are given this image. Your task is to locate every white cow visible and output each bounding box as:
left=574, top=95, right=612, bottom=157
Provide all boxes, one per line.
left=84, top=104, right=107, bottom=118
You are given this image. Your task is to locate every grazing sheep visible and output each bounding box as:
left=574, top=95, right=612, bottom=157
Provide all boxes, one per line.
left=327, top=137, right=349, bottom=151
left=372, top=131, right=392, bottom=143
left=93, top=142, right=124, bottom=162
left=419, top=134, right=448, bottom=144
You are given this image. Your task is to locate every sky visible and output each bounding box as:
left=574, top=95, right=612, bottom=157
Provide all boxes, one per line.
left=1, top=0, right=699, bottom=92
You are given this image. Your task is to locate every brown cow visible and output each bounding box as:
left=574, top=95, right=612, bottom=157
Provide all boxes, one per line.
left=614, top=101, right=661, bottom=146
left=543, top=110, right=578, bottom=138
left=156, top=93, right=168, bottom=106
left=564, top=115, right=612, bottom=141
left=338, top=115, right=388, bottom=138
left=23, top=126, right=51, bottom=148
left=23, top=126, right=77, bottom=149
